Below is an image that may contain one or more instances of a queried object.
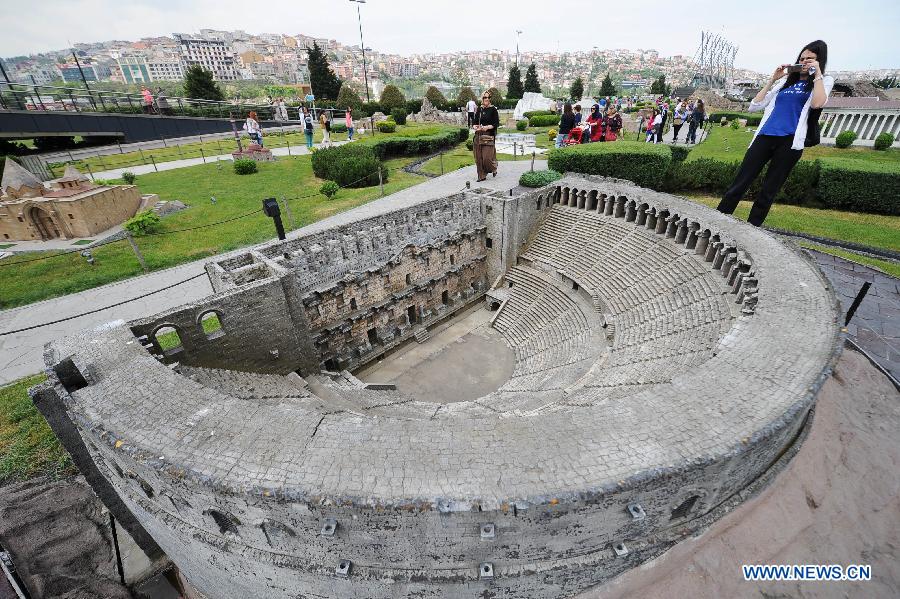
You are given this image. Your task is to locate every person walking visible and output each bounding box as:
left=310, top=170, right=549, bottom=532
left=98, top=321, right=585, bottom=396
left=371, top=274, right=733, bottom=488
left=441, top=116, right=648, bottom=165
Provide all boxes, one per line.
left=717, top=41, right=833, bottom=226
left=243, top=111, right=263, bottom=146
left=141, top=86, right=154, bottom=114
left=154, top=87, right=171, bottom=116
left=556, top=103, right=577, bottom=148
left=686, top=99, right=705, bottom=144
left=302, top=107, right=314, bottom=149
left=645, top=109, right=661, bottom=143
left=656, top=103, right=668, bottom=143
left=671, top=102, right=688, bottom=143
left=346, top=108, right=355, bottom=141
left=472, top=91, right=499, bottom=182
left=466, top=97, right=477, bottom=128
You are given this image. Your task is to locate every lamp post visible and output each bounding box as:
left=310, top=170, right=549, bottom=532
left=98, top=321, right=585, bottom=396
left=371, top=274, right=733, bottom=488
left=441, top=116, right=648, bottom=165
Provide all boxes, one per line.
left=349, top=0, right=371, bottom=103
left=515, top=30, right=522, bottom=67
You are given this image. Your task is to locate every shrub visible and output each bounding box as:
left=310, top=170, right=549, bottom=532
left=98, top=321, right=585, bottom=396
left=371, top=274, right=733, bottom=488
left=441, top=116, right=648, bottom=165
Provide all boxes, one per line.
left=873, top=132, right=895, bottom=151
left=835, top=130, right=858, bottom=148
left=311, top=144, right=385, bottom=188
left=548, top=141, right=672, bottom=189
left=667, top=157, right=819, bottom=205
left=405, top=99, right=423, bottom=115
left=669, top=145, right=691, bottom=164
left=528, top=114, right=560, bottom=127
left=379, top=85, right=407, bottom=113
left=361, top=101, right=383, bottom=117
left=547, top=128, right=557, bottom=141
left=498, top=98, right=519, bottom=109
left=391, top=108, right=408, bottom=125
left=120, top=171, right=136, bottom=184
left=708, top=112, right=761, bottom=126
left=523, top=110, right=555, bottom=119
left=377, top=119, right=397, bottom=133
left=372, top=127, right=468, bottom=159
left=233, top=159, right=258, bottom=175
left=465, top=137, right=474, bottom=151
left=519, top=169, right=563, bottom=188
left=424, top=86, right=448, bottom=110
left=331, top=123, right=348, bottom=133
left=319, top=180, right=339, bottom=199
left=516, top=120, right=528, bottom=131
left=123, top=209, right=161, bottom=236
left=730, top=119, right=741, bottom=130
left=817, top=158, right=900, bottom=215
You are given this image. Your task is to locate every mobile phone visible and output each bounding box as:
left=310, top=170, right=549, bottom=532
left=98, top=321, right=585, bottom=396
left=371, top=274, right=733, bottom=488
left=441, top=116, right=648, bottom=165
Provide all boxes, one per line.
left=784, top=64, right=805, bottom=74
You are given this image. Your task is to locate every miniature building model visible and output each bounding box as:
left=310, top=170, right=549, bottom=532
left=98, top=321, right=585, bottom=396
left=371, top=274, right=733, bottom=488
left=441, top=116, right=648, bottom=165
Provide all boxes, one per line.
left=0, top=161, right=144, bottom=241
left=33, top=175, right=841, bottom=598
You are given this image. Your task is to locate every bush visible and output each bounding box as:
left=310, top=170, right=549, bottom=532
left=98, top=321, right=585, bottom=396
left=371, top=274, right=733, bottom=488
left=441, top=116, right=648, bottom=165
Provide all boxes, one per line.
left=320, top=180, right=339, bottom=199
left=835, top=130, right=858, bottom=148
left=233, top=159, right=258, bottom=175
left=708, top=112, right=761, bottom=126
left=425, top=86, right=448, bottom=110
left=548, top=141, right=672, bottom=189
left=547, top=128, right=557, bottom=141
left=405, top=99, right=423, bottom=115
left=528, top=114, right=561, bottom=127
left=379, top=85, right=407, bottom=113
left=669, top=145, right=691, bottom=164
left=123, top=209, right=161, bottom=236
left=667, top=157, right=820, bottom=205
left=465, top=137, right=474, bottom=151
left=121, top=171, right=136, bottom=185
left=523, top=110, right=555, bottom=119
left=516, top=120, right=528, bottom=131
left=519, top=169, right=563, bottom=188
left=360, top=101, right=383, bottom=117
left=497, top=98, right=519, bottom=109
left=377, top=119, right=397, bottom=133
left=391, top=108, right=408, bottom=125
left=873, top=132, right=895, bottom=151
left=817, top=158, right=900, bottom=215
left=372, top=127, right=468, bottom=159
left=311, top=144, right=385, bottom=188
left=331, top=123, right=348, bottom=133
left=730, top=119, right=741, bottom=130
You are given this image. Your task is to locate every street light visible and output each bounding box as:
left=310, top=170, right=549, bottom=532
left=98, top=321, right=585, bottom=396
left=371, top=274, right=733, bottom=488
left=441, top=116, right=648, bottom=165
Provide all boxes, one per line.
left=515, top=30, right=523, bottom=67
left=349, top=0, right=371, bottom=103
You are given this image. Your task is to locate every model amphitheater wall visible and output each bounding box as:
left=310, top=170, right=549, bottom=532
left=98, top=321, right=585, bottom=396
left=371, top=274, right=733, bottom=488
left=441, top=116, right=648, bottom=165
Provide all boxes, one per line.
left=31, top=175, right=843, bottom=599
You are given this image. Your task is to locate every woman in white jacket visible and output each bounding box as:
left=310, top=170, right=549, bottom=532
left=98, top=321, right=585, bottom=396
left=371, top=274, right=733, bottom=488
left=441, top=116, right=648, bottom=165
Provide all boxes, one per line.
left=717, top=40, right=833, bottom=226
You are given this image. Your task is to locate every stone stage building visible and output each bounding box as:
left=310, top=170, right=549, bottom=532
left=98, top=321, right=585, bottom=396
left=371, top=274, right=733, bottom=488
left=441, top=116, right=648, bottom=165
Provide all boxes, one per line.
left=0, top=161, right=145, bottom=241
left=32, top=175, right=842, bottom=598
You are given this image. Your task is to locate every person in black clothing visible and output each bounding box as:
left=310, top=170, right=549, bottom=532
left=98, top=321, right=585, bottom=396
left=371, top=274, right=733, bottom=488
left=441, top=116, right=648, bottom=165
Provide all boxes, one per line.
left=473, top=91, right=500, bottom=181
left=556, top=103, right=576, bottom=148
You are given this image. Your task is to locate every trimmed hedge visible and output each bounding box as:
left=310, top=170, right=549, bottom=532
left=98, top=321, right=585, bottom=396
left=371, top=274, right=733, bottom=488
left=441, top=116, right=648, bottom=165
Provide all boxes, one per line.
left=835, top=130, right=858, bottom=148
left=528, top=114, right=560, bottom=127
left=523, top=110, right=555, bottom=119
left=377, top=120, right=397, bottom=133
left=371, top=128, right=468, bottom=159
left=708, top=112, right=762, bottom=126
left=817, top=158, right=900, bottom=215
left=516, top=120, right=528, bottom=131
left=874, top=132, right=895, bottom=151
left=233, top=159, right=258, bottom=175
left=311, top=144, right=385, bottom=188
left=331, top=123, right=348, bottom=133
left=519, top=169, right=562, bottom=188
left=391, top=108, right=408, bottom=125
left=548, top=141, right=672, bottom=189
left=669, top=157, right=819, bottom=205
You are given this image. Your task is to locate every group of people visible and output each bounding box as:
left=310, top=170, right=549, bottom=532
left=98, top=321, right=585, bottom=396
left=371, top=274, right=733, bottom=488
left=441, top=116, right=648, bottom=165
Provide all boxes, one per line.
left=555, top=102, right=623, bottom=148
left=241, top=105, right=358, bottom=150
left=644, top=98, right=706, bottom=144
left=139, top=86, right=171, bottom=115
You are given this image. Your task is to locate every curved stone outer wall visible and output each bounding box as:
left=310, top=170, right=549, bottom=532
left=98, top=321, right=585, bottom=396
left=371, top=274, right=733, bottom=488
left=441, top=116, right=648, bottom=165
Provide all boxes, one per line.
left=40, top=175, right=842, bottom=598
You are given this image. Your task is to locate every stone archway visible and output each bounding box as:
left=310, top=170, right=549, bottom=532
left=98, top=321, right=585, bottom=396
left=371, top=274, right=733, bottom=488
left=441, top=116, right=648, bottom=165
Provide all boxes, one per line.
left=29, top=206, right=60, bottom=240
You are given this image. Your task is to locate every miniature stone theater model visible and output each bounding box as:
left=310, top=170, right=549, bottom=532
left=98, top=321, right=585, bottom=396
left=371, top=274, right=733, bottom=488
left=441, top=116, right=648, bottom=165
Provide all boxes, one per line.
left=33, top=175, right=841, bottom=598
left=0, top=161, right=145, bottom=241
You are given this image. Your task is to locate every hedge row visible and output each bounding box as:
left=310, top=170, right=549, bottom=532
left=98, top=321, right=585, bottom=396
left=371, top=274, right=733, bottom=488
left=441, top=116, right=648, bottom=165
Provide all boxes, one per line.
left=523, top=110, right=555, bottom=119
left=311, top=144, right=385, bottom=188
left=709, top=112, right=762, bottom=126
left=546, top=142, right=900, bottom=215
left=527, top=114, right=560, bottom=127
left=371, top=127, right=468, bottom=159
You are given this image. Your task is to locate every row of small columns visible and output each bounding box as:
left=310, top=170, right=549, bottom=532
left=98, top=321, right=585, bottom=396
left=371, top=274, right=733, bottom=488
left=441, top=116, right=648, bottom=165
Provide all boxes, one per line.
left=554, top=186, right=759, bottom=315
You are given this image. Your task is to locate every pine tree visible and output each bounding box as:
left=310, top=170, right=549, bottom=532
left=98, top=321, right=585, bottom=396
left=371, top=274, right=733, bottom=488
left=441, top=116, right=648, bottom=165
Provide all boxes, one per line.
left=336, top=82, right=363, bottom=113
left=424, top=86, right=448, bottom=109
left=506, top=65, right=524, bottom=99
left=650, top=75, right=670, bottom=96
left=306, top=41, right=342, bottom=101
left=182, top=65, right=224, bottom=101
left=456, top=86, right=477, bottom=106
left=379, top=84, right=407, bottom=113
left=523, top=63, right=541, bottom=94
left=569, top=77, right=584, bottom=100
left=599, top=73, right=617, bottom=97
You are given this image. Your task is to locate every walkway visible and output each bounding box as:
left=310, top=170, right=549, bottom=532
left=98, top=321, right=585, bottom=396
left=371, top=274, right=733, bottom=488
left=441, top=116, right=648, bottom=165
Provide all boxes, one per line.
left=0, top=160, right=544, bottom=385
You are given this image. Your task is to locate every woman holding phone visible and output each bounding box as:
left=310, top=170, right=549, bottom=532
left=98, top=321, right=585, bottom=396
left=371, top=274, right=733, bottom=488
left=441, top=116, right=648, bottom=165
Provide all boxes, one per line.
left=716, top=40, right=833, bottom=226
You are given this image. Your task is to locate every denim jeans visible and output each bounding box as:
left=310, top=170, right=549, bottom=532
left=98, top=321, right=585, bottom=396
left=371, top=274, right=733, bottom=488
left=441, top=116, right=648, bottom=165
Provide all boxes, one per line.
left=348, top=127, right=354, bottom=140
left=555, top=133, right=566, bottom=148
left=305, top=131, right=313, bottom=148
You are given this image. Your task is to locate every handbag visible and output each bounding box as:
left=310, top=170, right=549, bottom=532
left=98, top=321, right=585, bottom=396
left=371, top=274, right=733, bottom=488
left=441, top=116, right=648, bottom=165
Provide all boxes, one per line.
left=804, top=107, right=823, bottom=148
left=476, top=134, right=495, bottom=147
left=674, top=117, right=683, bottom=126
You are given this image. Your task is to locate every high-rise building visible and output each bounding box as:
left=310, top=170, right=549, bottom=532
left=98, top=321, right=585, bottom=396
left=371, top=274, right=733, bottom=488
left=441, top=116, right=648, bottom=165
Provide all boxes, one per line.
left=117, top=55, right=152, bottom=84
left=174, top=34, right=238, bottom=81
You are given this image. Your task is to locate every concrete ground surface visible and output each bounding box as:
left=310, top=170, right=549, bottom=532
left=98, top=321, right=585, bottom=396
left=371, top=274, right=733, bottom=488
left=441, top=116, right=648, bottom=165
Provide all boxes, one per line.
left=0, top=161, right=544, bottom=385
left=355, top=303, right=516, bottom=403
left=577, top=346, right=900, bottom=599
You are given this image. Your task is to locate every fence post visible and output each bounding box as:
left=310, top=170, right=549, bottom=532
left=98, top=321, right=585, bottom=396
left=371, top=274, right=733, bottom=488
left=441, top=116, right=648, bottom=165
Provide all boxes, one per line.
left=283, top=125, right=291, bottom=156
left=85, top=163, right=95, bottom=182
left=150, top=155, right=158, bottom=172
left=200, top=147, right=206, bottom=164
left=138, top=148, right=147, bottom=165
left=440, top=151, right=444, bottom=175
left=97, top=154, right=107, bottom=171
left=280, top=196, right=296, bottom=230
left=378, top=166, right=384, bottom=196
left=117, top=141, right=124, bottom=154
left=531, top=151, right=535, bottom=172
left=125, top=231, right=148, bottom=272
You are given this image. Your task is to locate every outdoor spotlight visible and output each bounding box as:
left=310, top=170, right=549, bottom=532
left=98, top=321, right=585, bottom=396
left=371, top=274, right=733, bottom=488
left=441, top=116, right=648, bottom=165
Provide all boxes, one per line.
left=80, top=250, right=95, bottom=266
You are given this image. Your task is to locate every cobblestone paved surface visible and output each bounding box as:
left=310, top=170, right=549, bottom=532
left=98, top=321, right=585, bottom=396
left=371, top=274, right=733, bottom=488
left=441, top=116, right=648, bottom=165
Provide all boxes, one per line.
left=806, top=248, right=900, bottom=382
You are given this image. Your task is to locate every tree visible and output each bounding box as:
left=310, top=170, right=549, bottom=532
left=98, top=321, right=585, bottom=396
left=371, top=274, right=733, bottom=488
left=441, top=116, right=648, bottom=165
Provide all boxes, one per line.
left=650, top=75, right=671, bottom=97
left=523, top=63, right=541, bottom=94
left=336, top=82, right=364, bottom=113
left=424, top=86, right=448, bottom=109
left=306, top=41, right=342, bottom=101
left=456, top=86, right=477, bottom=106
left=599, top=73, right=617, bottom=97
left=872, top=75, right=898, bottom=89
left=182, top=65, right=224, bottom=101
left=507, top=65, right=524, bottom=99
left=569, top=77, right=584, bottom=100
left=486, top=87, right=503, bottom=104
left=379, top=84, right=407, bottom=112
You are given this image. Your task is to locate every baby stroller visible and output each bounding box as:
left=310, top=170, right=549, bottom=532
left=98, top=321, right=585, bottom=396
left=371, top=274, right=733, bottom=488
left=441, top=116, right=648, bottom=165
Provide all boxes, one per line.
left=564, top=124, right=589, bottom=145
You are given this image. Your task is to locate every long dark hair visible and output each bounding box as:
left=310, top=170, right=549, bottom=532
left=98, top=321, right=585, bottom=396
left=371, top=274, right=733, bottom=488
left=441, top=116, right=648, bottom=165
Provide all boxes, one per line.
left=785, top=40, right=828, bottom=91
left=563, top=102, right=573, bottom=116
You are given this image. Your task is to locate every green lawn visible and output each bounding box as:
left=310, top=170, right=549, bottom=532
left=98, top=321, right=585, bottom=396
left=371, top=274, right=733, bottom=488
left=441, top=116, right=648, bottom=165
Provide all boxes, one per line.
left=689, top=126, right=900, bottom=165
left=0, top=374, right=73, bottom=483
left=0, top=154, right=425, bottom=309
left=683, top=193, right=900, bottom=253
left=797, top=242, right=900, bottom=279
left=418, top=142, right=536, bottom=176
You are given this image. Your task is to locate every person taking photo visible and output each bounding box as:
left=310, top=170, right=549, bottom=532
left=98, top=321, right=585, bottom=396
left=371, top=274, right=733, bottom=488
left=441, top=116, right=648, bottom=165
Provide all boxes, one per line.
left=717, top=40, right=833, bottom=226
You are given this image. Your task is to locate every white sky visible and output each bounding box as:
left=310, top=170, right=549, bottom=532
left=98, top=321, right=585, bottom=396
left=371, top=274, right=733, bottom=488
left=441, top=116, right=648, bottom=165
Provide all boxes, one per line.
left=1, top=0, right=898, bottom=72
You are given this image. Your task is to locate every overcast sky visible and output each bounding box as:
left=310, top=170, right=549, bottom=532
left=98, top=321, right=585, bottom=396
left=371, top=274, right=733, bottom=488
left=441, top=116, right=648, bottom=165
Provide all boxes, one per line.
left=2, top=0, right=898, bottom=72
